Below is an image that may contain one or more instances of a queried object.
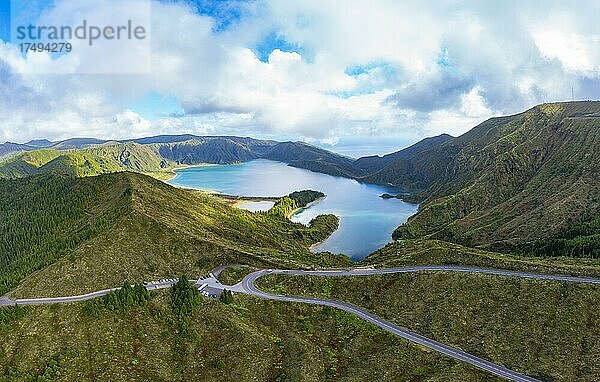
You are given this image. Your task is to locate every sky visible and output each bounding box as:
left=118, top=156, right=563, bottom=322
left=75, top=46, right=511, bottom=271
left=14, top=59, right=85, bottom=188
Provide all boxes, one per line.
left=0, top=0, right=599, bottom=155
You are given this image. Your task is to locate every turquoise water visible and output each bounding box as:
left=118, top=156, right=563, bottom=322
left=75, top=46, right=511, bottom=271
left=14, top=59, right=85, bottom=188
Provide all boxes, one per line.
left=169, top=159, right=418, bottom=260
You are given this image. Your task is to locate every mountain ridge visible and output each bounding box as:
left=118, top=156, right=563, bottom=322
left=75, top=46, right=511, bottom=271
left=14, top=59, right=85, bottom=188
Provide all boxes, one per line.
left=3, top=101, right=599, bottom=259
left=390, top=101, right=600, bottom=256
left=0, top=136, right=362, bottom=180
left=2, top=171, right=344, bottom=298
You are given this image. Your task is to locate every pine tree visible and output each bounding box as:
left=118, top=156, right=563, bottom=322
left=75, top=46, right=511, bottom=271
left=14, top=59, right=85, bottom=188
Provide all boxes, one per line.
left=219, top=289, right=234, bottom=304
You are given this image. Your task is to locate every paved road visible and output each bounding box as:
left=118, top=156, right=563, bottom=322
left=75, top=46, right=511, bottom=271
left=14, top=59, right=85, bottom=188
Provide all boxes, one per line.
left=267, top=265, right=600, bottom=282
left=2, top=264, right=600, bottom=380
left=232, top=266, right=600, bottom=382
left=0, top=280, right=180, bottom=307
left=211, top=263, right=249, bottom=277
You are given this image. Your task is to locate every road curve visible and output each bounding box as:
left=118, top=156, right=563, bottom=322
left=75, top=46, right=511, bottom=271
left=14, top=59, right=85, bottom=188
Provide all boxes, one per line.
left=3, top=265, right=600, bottom=380
left=235, top=266, right=600, bottom=382
left=211, top=263, right=249, bottom=277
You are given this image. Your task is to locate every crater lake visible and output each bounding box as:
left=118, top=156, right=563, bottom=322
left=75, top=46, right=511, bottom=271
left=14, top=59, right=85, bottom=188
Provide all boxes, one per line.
left=169, top=159, right=418, bottom=260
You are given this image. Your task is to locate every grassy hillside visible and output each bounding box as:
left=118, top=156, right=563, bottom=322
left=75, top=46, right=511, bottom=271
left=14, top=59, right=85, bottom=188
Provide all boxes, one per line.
left=4, top=172, right=344, bottom=299
left=3, top=102, right=598, bottom=261
left=0, top=143, right=178, bottom=180
left=156, top=137, right=260, bottom=164
left=0, top=149, right=62, bottom=178
left=2, top=117, right=600, bottom=381
left=0, top=289, right=498, bottom=382
left=364, top=239, right=600, bottom=277
left=83, top=142, right=173, bottom=173
left=264, top=141, right=361, bottom=178
left=41, top=152, right=124, bottom=177
left=262, top=135, right=454, bottom=179
left=391, top=102, right=600, bottom=256
left=257, top=270, right=600, bottom=382
left=355, top=133, right=453, bottom=176
left=1, top=133, right=453, bottom=183
left=0, top=137, right=357, bottom=181
left=0, top=142, right=37, bottom=160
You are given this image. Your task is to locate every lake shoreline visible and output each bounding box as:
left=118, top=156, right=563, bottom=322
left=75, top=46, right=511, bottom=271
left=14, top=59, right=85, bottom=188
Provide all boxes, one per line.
left=168, top=159, right=419, bottom=259
left=287, top=196, right=327, bottom=219
left=309, top=239, right=327, bottom=253
left=161, top=163, right=219, bottom=185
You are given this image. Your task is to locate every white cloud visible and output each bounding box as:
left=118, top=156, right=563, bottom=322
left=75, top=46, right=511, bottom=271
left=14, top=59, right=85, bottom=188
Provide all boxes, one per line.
left=460, top=86, right=493, bottom=118
left=533, top=30, right=597, bottom=74
left=0, top=0, right=599, bottom=146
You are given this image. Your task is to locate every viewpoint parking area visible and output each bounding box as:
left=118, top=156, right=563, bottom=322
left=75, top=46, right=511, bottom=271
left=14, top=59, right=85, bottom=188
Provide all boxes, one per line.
left=199, top=285, right=223, bottom=299
left=196, top=273, right=225, bottom=299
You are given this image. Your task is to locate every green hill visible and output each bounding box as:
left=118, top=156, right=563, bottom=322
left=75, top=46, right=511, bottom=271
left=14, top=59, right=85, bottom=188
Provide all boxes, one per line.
left=292, top=102, right=599, bottom=259
left=0, top=134, right=386, bottom=181
left=2, top=125, right=600, bottom=381
left=268, top=190, right=326, bottom=218
left=257, top=134, right=455, bottom=182
left=251, top=239, right=600, bottom=382
left=0, top=137, right=356, bottom=180
left=1, top=288, right=500, bottom=382
left=263, top=141, right=361, bottom=177
left=7, top=179, right=598, bottom=382
left=2, top=102, right=598, bottom=260
left=386, top=102, right=600, bottom=257
left=1, top=172, right=497, bottom=382
left=258, top=262, right=600, bottom=381
left=0, top=143, right=177, bottom=180
left=355, top=134, right=453, bottom=176
left=1, top=172, right=342, bottom=299
left=0, top=142, right=38, bottom=160
left=0, top=149, right=62, bottom=178
left=156, top=137, right=260, bottom=164
left=40, top=152, right=124, bottom=177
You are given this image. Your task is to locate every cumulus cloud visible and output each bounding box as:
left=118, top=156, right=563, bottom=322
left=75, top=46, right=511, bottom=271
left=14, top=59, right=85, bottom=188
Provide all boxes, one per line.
left=0, top=0, right=598, bottom=146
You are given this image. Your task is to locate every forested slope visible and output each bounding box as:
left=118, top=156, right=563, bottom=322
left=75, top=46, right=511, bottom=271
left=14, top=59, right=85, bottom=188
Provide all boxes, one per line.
left=0, top=143, right=175, bottom=180
left=390, top=102, right=600, bottom=257
left=0, top=173, right=132, bottom=295
left=2, top=172, right=343, bottom=298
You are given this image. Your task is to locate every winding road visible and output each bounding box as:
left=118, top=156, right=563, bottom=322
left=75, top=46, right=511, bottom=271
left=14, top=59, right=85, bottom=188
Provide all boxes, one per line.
left=232, top=266, right=600, bottom=382
left=2, top=265, right=600, bottom=381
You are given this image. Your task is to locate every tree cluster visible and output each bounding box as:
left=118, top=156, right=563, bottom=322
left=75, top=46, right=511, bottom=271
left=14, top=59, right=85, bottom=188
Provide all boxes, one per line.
left=287, top=190, right=325, bottom=207
left=103, top=282, right=150, bottom=310
left=268, top=190, right=325, bottom=219
left=171, top=276, right=200, bottom=318
left=83, top=281, right=150, bottom=316
left=524, top=214, right=600, bottom=258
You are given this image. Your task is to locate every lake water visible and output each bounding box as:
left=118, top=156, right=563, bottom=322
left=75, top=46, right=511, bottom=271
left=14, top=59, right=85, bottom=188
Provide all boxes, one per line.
left=169, top=159, right=418, bottom=260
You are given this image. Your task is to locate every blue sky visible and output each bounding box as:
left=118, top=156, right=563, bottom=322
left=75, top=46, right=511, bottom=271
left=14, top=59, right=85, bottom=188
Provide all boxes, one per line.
left=0, top=0, right=598, bottom=153
left=6, top=0, right=55, bottom=42
left=253, top=31, right=306, bottom=63
left=184, top=0, right=249, bottom=31
left=0, top=1, right=9, bottom=42
left=178, top=0, right=309, bottom=62
left=125, top=92, right=184, bottom=120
